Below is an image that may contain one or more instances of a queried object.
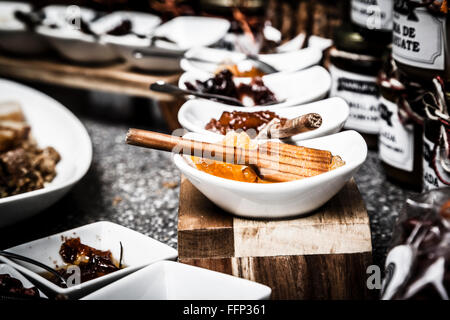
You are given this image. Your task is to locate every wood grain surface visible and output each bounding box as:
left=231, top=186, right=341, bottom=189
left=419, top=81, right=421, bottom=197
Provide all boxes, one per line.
left=0, top=55, right=180, bottom=101
left=0, top=54, right=184, bottom=130
left=178, top=176, right=374, bottom=299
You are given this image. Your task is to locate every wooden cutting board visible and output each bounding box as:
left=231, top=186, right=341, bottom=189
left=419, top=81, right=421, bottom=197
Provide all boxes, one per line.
left=178, top=176, right=373, bottom=300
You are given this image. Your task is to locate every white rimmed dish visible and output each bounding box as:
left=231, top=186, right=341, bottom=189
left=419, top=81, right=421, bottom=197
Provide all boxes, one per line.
left=178, top=97, right=349, bottom=141
left=0, top=264, right=47, bottom=299
left=173, top=130, right=367, bottom=219
left=36, top=5, right=119, bottom=63
left=0, top=78, right=92, bottom=228
left=0, top=1, right=50, bottom=55
left=179, top=65, right=331, bottom=108
left=112, top=16, right=230, bottom=72
left=180, top=46, right=322, bottom=73
left=82, top=261, right=271, bottom=300
left=0, top=221, right=178, bottom=299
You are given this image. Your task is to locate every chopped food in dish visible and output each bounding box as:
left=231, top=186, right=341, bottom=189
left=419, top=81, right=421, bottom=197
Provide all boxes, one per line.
left=42, top=237, right=124, bottom=286
left=0, top=101, right=61, bottom=198
left=184, top=69, right=278, bottom=107
left=205, top=110, right=287, bottom=135
left=190, top=132, right=345, bottom=183
left=0, top=274, right=40, bottom=299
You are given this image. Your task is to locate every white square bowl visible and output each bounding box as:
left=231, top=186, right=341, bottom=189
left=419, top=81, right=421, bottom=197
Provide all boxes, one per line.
left=0, top=264, right=47, bottom=299
left=177, top=97, right=350, bottom=142
left=0, top=221, right=178, bottom=299
left=82, top=261, right=271, bottom=300
left=179, top=66, right=331, bottom=108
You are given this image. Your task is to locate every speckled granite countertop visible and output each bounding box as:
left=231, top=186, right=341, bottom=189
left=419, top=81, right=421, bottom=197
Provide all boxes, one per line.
left=0, top=83, right=417, bottom=268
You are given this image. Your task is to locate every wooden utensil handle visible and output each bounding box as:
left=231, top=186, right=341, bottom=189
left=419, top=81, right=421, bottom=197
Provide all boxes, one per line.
left=126, top=129, right=331, bottom=180
left=126, top=128, right=241, bottom=163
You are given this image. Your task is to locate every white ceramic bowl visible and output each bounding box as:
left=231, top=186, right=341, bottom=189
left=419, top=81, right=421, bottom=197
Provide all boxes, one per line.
left=0, top=264, right=47, bottom=299
left=180, top=46, right=322, bottom=73
left=173, top=130, right=367, bottom=218
left=0, top=1, right=50, bottom=55
left=82, top=261, right=271, bottom=300
left=179, top=65, right=331, bottom=108
left=0, top=78, right=92, bottom=228
left=40, top=4, right=97, bottom=28
left=178, top=97, right=349, bottom=142
left=0, top=221, right=178, bottom=299
left=36, top=5, right=119, bottom=63
left=113, top=16, right=230, bottom=72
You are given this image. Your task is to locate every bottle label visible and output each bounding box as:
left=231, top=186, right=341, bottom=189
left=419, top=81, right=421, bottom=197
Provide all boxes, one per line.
left=351, top=0, right=394, bottom=31
left=379, top=96, right=414, bottom=171
left=423, top=135, right=450, bottom=190
left=393, top=2, right=446, bottom=70
left=329, top=64, right=380, bottom=134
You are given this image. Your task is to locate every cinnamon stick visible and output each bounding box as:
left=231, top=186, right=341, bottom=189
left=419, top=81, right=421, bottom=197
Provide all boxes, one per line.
left=268, top=113, right=322, bottom=138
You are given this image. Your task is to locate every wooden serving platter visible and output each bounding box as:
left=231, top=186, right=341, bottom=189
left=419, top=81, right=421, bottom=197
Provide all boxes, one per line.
left=178, top=176, right=373, bottom=300
left=0, top=54, right=184, bottom=130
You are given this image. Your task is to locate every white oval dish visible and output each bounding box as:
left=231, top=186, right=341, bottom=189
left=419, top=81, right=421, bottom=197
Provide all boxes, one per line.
left=0, top=1, right=50, bottom=55
left=177, top=97, right=349, bottom=141
left=0, top=221, right=178, bottom=300
left=180, top=46, right=322, bottom=73
left=0, top=78, right=92, bottom=228
left=173, top=130, right=367, bottom=219
left=112, top=16, right=230, bottom=72
left=36, top=5, right=119, bottom=63
left=153, top=16, right=230, bottom=51
left=179, top=65, right=331, bottom=108
left=0, top=264, right=47, bottom=299
left=82, top=261, right=271, bottom=300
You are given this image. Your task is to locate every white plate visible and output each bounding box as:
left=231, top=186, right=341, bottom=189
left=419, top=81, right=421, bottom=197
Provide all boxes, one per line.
left=0, top=78, right=92, bottom=228
left=178, top=97, right=349, bottom=141
left=0, top=264, right=47, bottom=299
left=36, top=5, right=119, bottom=63
left=180, top=46, right=322, bottom=73
left=173, top=130, right=367, bottom=219
left=179, top=66, right=331, bottom=108
left=82, top=261, right=271, bottom=300
left=113, top=16, right=230, bottom=72
left=0, top=221, right=178, bottom=299
left=0, top=1, right=50, bottom=55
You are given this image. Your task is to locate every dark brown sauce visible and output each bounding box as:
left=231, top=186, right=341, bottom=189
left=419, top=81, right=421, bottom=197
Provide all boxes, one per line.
left=41, top=237, right=124, bottom=286
left=106, top=19, right=133, bottom=36
left=185, top=69, right=278, bottom=106
left=0, top=274, right=40, bottom=299
left=205, top=110, right=286, bottom=135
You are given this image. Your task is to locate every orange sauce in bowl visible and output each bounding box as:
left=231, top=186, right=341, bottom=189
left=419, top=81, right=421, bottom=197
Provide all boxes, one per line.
left=190, top=132, right=272, bottom=183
